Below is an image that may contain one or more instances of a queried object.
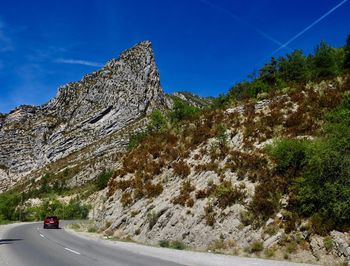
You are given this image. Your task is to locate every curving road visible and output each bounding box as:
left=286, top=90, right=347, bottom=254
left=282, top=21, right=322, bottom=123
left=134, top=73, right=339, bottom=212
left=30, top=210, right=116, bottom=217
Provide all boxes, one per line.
left=0, top=222, right=313, bottom=266
left=0, top=222, right=182, bottom=266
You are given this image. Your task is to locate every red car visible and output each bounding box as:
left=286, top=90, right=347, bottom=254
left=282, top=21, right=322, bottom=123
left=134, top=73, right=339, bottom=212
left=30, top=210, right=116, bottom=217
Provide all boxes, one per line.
left=43, top=216, right=59, bottom=229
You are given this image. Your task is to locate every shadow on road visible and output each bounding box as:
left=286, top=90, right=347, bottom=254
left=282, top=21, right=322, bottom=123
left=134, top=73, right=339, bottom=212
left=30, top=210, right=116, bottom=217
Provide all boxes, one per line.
left=0, top=239, right=23, bottom=245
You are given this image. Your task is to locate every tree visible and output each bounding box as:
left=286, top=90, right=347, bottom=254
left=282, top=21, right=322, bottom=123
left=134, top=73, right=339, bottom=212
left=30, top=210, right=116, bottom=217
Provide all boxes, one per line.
left=344, top=34, right=350, bottom=69
left=313, top=41, right=340, bottom=78
left=279, top=50, right=310, bottom=83
left=169, top=99, right=199, bottom=123
left=259, top=57, right=279, bottom=86
left=297, top=93, right=350, bottom=231
left=147, top=110, right=168, bottom=133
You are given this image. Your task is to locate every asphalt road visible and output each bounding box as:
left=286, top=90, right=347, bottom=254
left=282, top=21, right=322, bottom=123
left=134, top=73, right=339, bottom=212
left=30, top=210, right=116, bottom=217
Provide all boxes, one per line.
left=0, top=222, right=314, bottom=266
left=0, top=222, right=182, bottom=266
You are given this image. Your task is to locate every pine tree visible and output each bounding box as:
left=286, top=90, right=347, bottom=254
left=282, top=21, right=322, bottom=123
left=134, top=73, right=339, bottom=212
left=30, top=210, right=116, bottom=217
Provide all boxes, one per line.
left=279, top=49, right=310, bottom=83
left=313, top=40, right=340, bottom=78
left=344, top=34, right=350, bottom=69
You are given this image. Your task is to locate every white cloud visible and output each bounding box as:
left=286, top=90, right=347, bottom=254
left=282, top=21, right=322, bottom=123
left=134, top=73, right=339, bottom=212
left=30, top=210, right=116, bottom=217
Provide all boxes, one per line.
left=55, top=58, right=103, bottom=67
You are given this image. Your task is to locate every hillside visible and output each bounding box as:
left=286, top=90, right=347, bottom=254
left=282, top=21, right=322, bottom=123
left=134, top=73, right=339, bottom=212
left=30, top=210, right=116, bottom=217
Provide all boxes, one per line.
left=1, top=35, right=350, bottom=264
left=91, top=74, right=350, bottom=264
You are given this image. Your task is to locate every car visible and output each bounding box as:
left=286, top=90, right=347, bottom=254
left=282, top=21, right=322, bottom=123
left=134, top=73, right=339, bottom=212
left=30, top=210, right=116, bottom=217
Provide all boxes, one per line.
left=43, top=216, right=59, bottom=229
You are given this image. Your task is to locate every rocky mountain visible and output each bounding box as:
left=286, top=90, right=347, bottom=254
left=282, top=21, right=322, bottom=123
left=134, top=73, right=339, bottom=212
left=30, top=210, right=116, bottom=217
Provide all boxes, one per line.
left=0, top=41, right=167, bottom=191
left=167, top=92, right=213, bottom=108
left=2, top=35, right=350, bottom=265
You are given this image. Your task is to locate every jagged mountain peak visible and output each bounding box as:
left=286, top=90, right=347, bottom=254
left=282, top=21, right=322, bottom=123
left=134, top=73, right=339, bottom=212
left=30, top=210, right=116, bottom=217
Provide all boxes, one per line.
left=0, top=41, right=166, bottom=190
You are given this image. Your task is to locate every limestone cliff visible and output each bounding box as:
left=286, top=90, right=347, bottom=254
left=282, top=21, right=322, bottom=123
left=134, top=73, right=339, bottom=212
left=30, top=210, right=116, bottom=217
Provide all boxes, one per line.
left=0, top=41, right=167, bottom=190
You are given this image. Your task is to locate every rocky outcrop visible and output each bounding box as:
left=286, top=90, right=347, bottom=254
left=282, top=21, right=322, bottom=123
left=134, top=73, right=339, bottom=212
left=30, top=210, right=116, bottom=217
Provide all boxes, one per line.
left=167, top=92, right=213, bottom=108
left=0, top=41, right=167, bottom=190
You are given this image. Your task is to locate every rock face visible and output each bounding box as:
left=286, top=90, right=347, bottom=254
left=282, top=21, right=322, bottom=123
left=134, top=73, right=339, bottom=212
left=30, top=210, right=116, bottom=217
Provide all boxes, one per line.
left=0, top=41, right=167, bottom=190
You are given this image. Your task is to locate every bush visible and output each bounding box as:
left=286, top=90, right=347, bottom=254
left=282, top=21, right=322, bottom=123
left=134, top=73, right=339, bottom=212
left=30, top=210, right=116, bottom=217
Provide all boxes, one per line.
left=128, top=131, right=148, bottom=150
left=95, top=170, right=113, bottom=190
left=25, top=198, right=90, bottom=221
left=204, top=203, right=216, bottom=226
left=172, top=160, right=191, bottom=178
left=171, top=240, right=186, bottom=250
left=323, top=236, right=333, bottom=252
left=159, top=240, right=170, bottom=248
left=215, top=181, right=246, bottom=208
left=267, top=138, right=308, bottom=181
left=296, top=95, right=350, bottom=231
left=120, top=192, right=133, bottom=207
left=169, top=99, right=199, bottom=123
left=172, top=180, right=195, bottom=206
left=250, top=241, right=264, bottom=253
left=147, top=211, right=158, bottom=230
left=147, top=110, right=168, bottom=133
left=240, top=210, right=254, bottom=226
left=0, top=192, right=20, bottom=221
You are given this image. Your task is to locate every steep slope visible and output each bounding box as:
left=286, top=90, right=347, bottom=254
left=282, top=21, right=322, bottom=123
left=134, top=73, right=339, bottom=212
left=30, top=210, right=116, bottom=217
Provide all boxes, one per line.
left=0, top=41, right=167, bottom=191
left=94, top=75, right=350, bottom=264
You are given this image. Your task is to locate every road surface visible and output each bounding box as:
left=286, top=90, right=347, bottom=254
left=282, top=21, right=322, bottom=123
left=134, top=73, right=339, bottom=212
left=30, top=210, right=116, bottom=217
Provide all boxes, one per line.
left=0, top=222, right=313, bottom=266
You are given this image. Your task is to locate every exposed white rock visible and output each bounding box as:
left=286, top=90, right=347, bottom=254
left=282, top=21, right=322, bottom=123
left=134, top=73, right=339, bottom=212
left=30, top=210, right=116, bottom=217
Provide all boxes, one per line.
left=0, top=41, right=167, bottom=191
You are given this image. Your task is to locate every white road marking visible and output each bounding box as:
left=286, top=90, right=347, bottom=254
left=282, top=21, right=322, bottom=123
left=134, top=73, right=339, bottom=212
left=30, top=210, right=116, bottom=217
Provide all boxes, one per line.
left=64, top=247, right=81, bottom=255
left=39, top=234, right=45, bottom=238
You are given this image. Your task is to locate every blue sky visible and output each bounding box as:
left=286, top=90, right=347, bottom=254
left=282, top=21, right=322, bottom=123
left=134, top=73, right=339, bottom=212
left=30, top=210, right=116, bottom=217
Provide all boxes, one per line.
left=0, top=0, right=349, bottom=113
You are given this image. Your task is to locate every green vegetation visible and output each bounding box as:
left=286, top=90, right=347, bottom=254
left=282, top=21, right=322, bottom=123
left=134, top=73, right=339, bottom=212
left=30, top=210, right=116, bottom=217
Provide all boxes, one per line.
left=158, top=239, right=186, bottom=250
left=170, top=240, right=186, bottom=250
left=323, top=236, right=333, bottom=252
left=0, top=192, right=21, bottom=221
left=169, top=98, right=199, bottom=123
left=128, top=99, right=199, bottom=149
left=95, top=170, right=113, bottom=190
left=345, top=35, right=350, bottom=69
left=267, top=139, right=308, bottom=181
left=159, top=240, right=170, bottom=248
left=265, top=93, right=350, bottom=234
left=0, top=189, right=90, bottom=223
left=217, top=35, right=350, bottom=105
left=26, top=198, right=90, bottom=221
left=249, top=241, right=264, bottom=254
left=296, top=93, right=350, bottom=233
left=0, top=167, right=107, bottom=223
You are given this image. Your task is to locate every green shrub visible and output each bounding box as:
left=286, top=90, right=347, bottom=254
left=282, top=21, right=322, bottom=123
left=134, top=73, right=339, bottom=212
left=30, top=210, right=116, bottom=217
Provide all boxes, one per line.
left=250, top=241, right=264, bottom=253
left=267, top=138, right=308, bottom=181
left=147, top=211, right=158, bottom=230
left=147, top=110, right=168, bottom=133
left=95, top=170, right=113, bottom=190
left=286, top=241, right=298, bottom=253
left=159, top=240, right=170, bottom=248
left=25, top=198, right=90, bottom=221
left=296, top=94, right=350, bottom=232
left=128, top=131, right=148, bottom=149
left=169, top=99, right=199, bottom=123
left=87, top=224, right=97, bottom=233
left=240, top=210, right=254, bottom=226
left=264, top=247, right=275, bottom=258
left=216, top=123, right=228, bottom=148
left=204, top=203, right=216, bottom=226
left=0, top=192, right=20, bottom=221
left=323, top=236, right=333, bottom=252
left=215, top=181, right=246, bottom=208
left=171, top=240, right=186, bottom=250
